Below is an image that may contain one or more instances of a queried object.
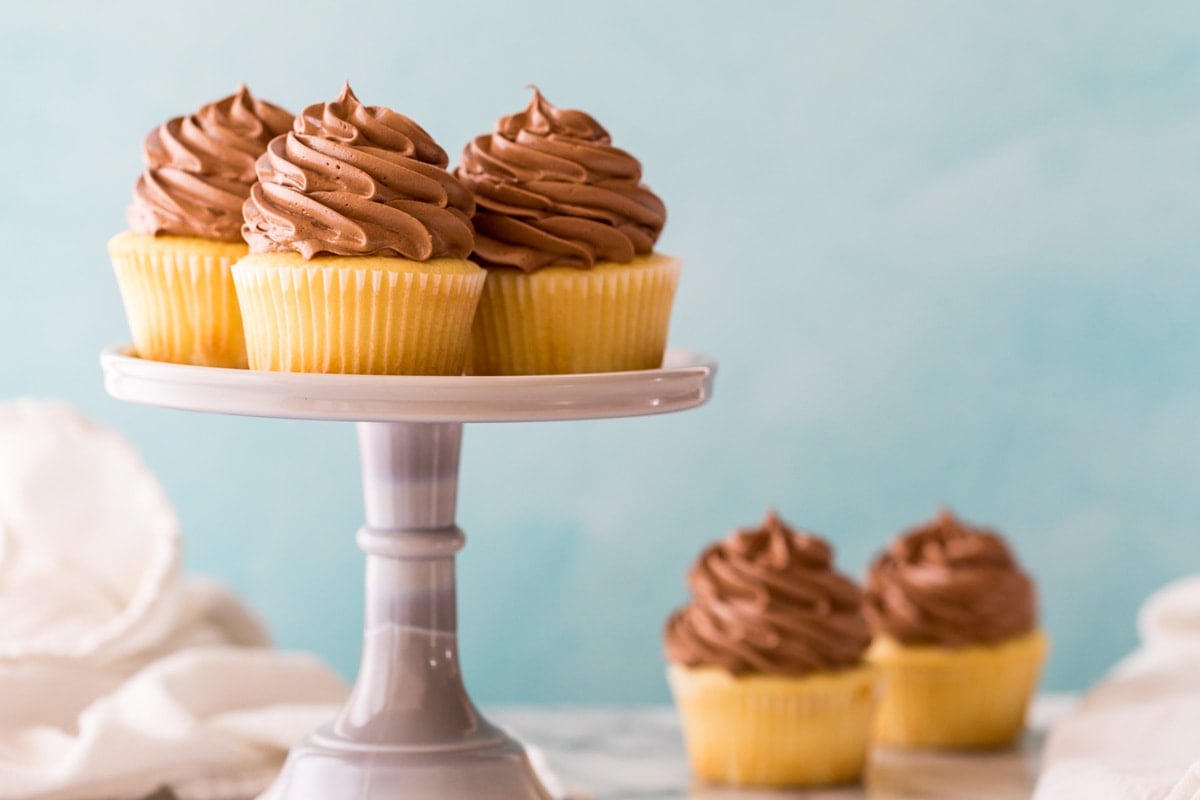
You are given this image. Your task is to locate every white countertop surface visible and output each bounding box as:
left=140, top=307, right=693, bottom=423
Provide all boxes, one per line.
left=493, top=695, right=1077, bottom=800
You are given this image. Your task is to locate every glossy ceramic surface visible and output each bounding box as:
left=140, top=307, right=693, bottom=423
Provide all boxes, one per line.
left=100, top=346, right=716, bottom=423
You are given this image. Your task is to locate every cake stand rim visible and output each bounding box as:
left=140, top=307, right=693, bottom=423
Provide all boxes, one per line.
left=99, top=345, right=716, bottom=423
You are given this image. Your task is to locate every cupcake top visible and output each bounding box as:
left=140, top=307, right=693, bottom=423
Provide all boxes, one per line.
left=664, top=510, right=871, bottom=677
left=242, top=84, right=475, bottom=260
left=127, top=85, right=294, bottom=242
left=455, top=88, right=666, bottom=271
left=863, top=508, right=1036, bottom=647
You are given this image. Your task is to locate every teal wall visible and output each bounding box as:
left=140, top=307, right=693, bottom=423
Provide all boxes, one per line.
left=3, top=1, right=1199, bottom=702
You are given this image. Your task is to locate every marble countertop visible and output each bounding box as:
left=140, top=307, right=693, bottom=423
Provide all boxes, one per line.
left=493, top=696, right=1076, bottom=800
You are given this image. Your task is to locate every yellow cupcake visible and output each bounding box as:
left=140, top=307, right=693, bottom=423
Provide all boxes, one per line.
left=870, top=630, right=1048, bottom=749
left=237, top=85, right=482, bottom=375
left=110, top=233, right=249, bottom=368
left=864, top=509, right=1047, bottom=749
left=664, top=511, right=878, bottom=788
left=113, top=85, right=294, bottom=367
left=456, top=89, right=677, bottom=375
left=233, top=252, right=483, bottom=375
left=669, top=664, right=878, bottom=787
left=469, top=254, right=679, bottom=375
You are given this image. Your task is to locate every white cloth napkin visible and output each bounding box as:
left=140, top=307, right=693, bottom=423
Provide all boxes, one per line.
left=1034, top=575, right=1200, bottom=800
left=0, top=401, right=349, bottom=800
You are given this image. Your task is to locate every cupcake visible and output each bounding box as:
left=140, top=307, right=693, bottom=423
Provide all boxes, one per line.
left=109, top=85, right=293, bottom=367
left=664, top=511, right=878, bottom=787
left=864, top=508, right=1048, bottom=749
left=455, top=89, right=678, bottom=375
left=235, top=85, right=484, bottom=375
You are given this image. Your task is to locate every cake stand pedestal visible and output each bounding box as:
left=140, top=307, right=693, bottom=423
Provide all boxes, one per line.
left=101, top=347, right=715, bottom=800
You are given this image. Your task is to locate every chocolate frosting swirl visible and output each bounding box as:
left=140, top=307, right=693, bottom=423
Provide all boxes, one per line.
left=127, top=85, right=293, bottom=241
left=242, top=85, right=474, bottom=260
left=664, top=511, right=871, bottom=676
left=455, top=88, right=666, bottom=271
left=864, top=509, right=1037, bottom=647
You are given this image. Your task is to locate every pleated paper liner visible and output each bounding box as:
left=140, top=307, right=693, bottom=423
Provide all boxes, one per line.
left=231, top=253, right=486, bottom=375
left=468, top=254, right=681, bottom=375
left=109, top=232, right=249, bottom=368
left=868, top=629, right=1049, bottom=749
left=667, top=663, right=880, bottom=788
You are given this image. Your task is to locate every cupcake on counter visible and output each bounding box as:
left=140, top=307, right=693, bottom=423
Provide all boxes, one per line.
left=110, top=85, right=293, bottom=367
left=864, top=508, right=1048, bottom=749
left=665, top=511, right=878, bottom=788
left=456, top=88, right=679, bottom=375
left=236, top=85, right=484, bottom=375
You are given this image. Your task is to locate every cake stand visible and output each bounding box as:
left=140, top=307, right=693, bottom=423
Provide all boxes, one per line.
left=100, top=346, right=716, bottom=800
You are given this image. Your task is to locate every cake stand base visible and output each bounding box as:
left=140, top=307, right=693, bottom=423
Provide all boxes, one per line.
left=261, top=732, right=549, bottom=800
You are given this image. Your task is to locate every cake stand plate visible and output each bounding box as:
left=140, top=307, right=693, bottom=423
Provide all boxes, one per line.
left=100, top=347, right=716, bottom=800
left=101, top=346, right=715, bottom=422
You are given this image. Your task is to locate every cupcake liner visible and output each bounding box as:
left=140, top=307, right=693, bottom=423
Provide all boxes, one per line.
left=469, top=254, right=680, bottom=375
left=108, top=232, right=249, bottom=368
left=231, top=253, right=485, bottom=375
left=868, top=630, right=1049, bottom=749
left=667, top=663, right=879, bottom=788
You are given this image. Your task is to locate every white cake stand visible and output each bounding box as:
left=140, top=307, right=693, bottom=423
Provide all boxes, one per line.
left=100, top=346, right=716, bottom=800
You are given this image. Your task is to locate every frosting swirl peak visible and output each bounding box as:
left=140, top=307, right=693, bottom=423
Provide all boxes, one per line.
left=864, top=508, right=1037, bottom=647
left=127, top=85, right=293, bottom=241
left=455, top=88, right=666, bottom=271
left=664, top=511, right=871, bottom=676
left=242, top=84, right=475, bottom=260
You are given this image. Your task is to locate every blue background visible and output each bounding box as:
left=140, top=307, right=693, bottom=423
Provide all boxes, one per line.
left=2, top=1, right=1198, bottom=702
